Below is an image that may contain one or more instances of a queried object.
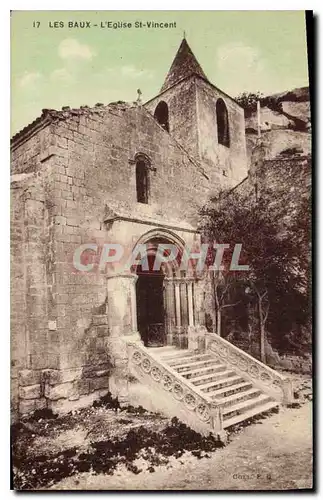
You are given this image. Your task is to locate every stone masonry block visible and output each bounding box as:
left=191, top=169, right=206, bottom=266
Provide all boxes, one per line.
left=34, top=398, right=47, bottom=411
left=48, top=389, right=105, bottom=415
left=45, top=381, right=74, bottom=400
left=19, top=369, right=41, bottom=387
left=66, top=217, right=79, bottom=227
left=19, top=399, right=36, bottom=415
left=76, top=379, right=90, bottom=396
left=54, top=215, right=67, bottom=225
left=89, top=375, right=109, bottom=392
left=85, top=352, right=107, bottom=366
left=43, top=368, right=83, bottom=386
left=19, top=384, right=41, bottom=400
left=92, top=315, right=108, bottom=326
left=82, top=363, right=110, bottom=378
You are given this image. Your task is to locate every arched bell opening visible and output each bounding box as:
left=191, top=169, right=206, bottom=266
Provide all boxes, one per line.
left=154, top=101, right=170, bottom=132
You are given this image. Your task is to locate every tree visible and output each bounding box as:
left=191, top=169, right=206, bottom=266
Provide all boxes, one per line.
left=200, top=191, right=306, bottom=363
left=235, top=91, right=263, bottom=118
left=210, top=271, right=240, bottom=337
left=202, top=228, right=241, bottom=337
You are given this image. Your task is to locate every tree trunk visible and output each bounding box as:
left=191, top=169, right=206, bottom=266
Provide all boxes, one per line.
left=216, top=309, right=222, bottom=337
left=257, top=298, right=266, bottom=363
left=212, top=273, right=222, bottom=336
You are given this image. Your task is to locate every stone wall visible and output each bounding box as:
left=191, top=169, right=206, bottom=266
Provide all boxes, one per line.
left=246, top=129, right=311, bottom=164
left=49, top=104, right=208, bottom=396
left=145, top=76, right=248, bottom=195
left=196, top=79, right=248, bottom=189
left=224, top=145, right=311, bottom=228
left=11, top=104, right=211, bottom=416
left=11, top=183, right=27, bottom=415
left=145, top=77, right=199, bottom=161
left=11, top=124, right=58, bottom=416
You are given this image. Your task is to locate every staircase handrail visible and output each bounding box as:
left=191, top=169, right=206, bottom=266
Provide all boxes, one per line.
left=205, top=332, right=293, bottom=403
left=127, top=338, right=225, bottom=431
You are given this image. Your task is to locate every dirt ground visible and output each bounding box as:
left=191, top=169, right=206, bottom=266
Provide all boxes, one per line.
left=12, top=373, right=313, bottom=491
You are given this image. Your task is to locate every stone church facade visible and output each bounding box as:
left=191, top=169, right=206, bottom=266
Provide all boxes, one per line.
left=11, top=39, right=251, bottom=418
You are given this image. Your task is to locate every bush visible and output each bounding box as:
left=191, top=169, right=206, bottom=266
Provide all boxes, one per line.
left=235, top=92, right=263, bottom=118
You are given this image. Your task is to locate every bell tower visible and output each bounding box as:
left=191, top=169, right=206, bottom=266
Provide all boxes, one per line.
left=145, top=38, right=248, bottom=189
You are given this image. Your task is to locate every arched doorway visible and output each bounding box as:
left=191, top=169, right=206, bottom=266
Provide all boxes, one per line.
left=136, top=254, right=165, bottom=347
left=132, top=232, right=186, bottom=348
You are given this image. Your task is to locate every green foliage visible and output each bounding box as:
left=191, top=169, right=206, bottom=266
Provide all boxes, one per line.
left=236, top=92, right=287, bottom=117
left=261, top=95, right=283, bottom=113
left=235, top=91, right=263, bottom=118
left=200, top=188, right=311, bottom=354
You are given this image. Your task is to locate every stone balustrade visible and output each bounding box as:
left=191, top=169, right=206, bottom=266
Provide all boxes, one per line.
left=205, top=332, right=293, bottom=404
left=127, top=339, right=225, bottom=436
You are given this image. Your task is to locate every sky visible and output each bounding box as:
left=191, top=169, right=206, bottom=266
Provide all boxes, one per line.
left=11, top=10, right=309, bottom=135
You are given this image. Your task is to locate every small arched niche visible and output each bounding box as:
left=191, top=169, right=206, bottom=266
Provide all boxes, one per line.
left=154, top=101, right=170, bottom=132
left=216, top=98, right=230, bottom=147
left=135, top=154, right=150, bottom=204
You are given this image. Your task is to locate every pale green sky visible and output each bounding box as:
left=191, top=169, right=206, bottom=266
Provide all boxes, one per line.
left=11, top=10, right=309, bottom=135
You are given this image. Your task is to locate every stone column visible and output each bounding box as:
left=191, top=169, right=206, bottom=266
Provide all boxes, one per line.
left=180, top=281, right=189, bottom=328
left=106, top=272, right=139, bottom=338
left=175, top=281, right=181, bottom=329
left=191, top=278, right=208, bottom=351
left=187, top=279, right=198, bottom=351
left=194, top=279, right=206, bottom=326
left=164, top=278, right=176, bottom=345
left=187, top=280, right=194, bottom=327
left=106, top=272, right=141, bottom=404
left=175, top=280, right=185, bottom=348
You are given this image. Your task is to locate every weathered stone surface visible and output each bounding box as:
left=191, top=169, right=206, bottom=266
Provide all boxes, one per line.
left=75, top=379, right=90, bottom=396
left=89, top=375, right=110, bottom=392
left=19, top=399, right=36, bottom=415
left=48, top=389, right=109, bottom=415
left=19, top=369, right=41, bottom=387
left=43, top=368, right=83, bottom=386
left=82, top=363, right=110, bottom=378
left=19, top=384, right=41, bottom=400
left=45, top=382, right=74, bottom=400
left=92, top=315, right=108, bottom=326
left=34, top=398, right=47, bottom=411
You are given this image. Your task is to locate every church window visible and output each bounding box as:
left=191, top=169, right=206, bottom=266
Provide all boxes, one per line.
left=154, top=101, right=170, bottom=132
left=136, top=158, right=149, bottom=204
left=216, top=98, right=230, bottom=147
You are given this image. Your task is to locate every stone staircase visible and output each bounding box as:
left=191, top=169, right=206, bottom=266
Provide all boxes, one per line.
left=154, top=347, right=279, bottom=428
left=127, top=332, right=293, bottom=438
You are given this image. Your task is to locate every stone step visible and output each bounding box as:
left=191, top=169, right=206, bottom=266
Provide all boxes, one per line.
left=172, top=359, right=219, bottom=374
left=223, top=400, right=280, bottom=429
left=182, top=364, right=228, bottom=382
left=199, top=374, right=245, bottom=393
left=209, top=381, right=254, bottom=400
left=149, top=346, right=179, bottom=355
left=166, top=353, right=214, bottom=367
left=223, top=393, right=272, bottom=420
left=144, top=345, right=280, bottom=432
left=160, top=349, right=194, bottom=361
left=218, top=388, right=262, bottom=408
left=189, top=368, right=236, bottom=386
